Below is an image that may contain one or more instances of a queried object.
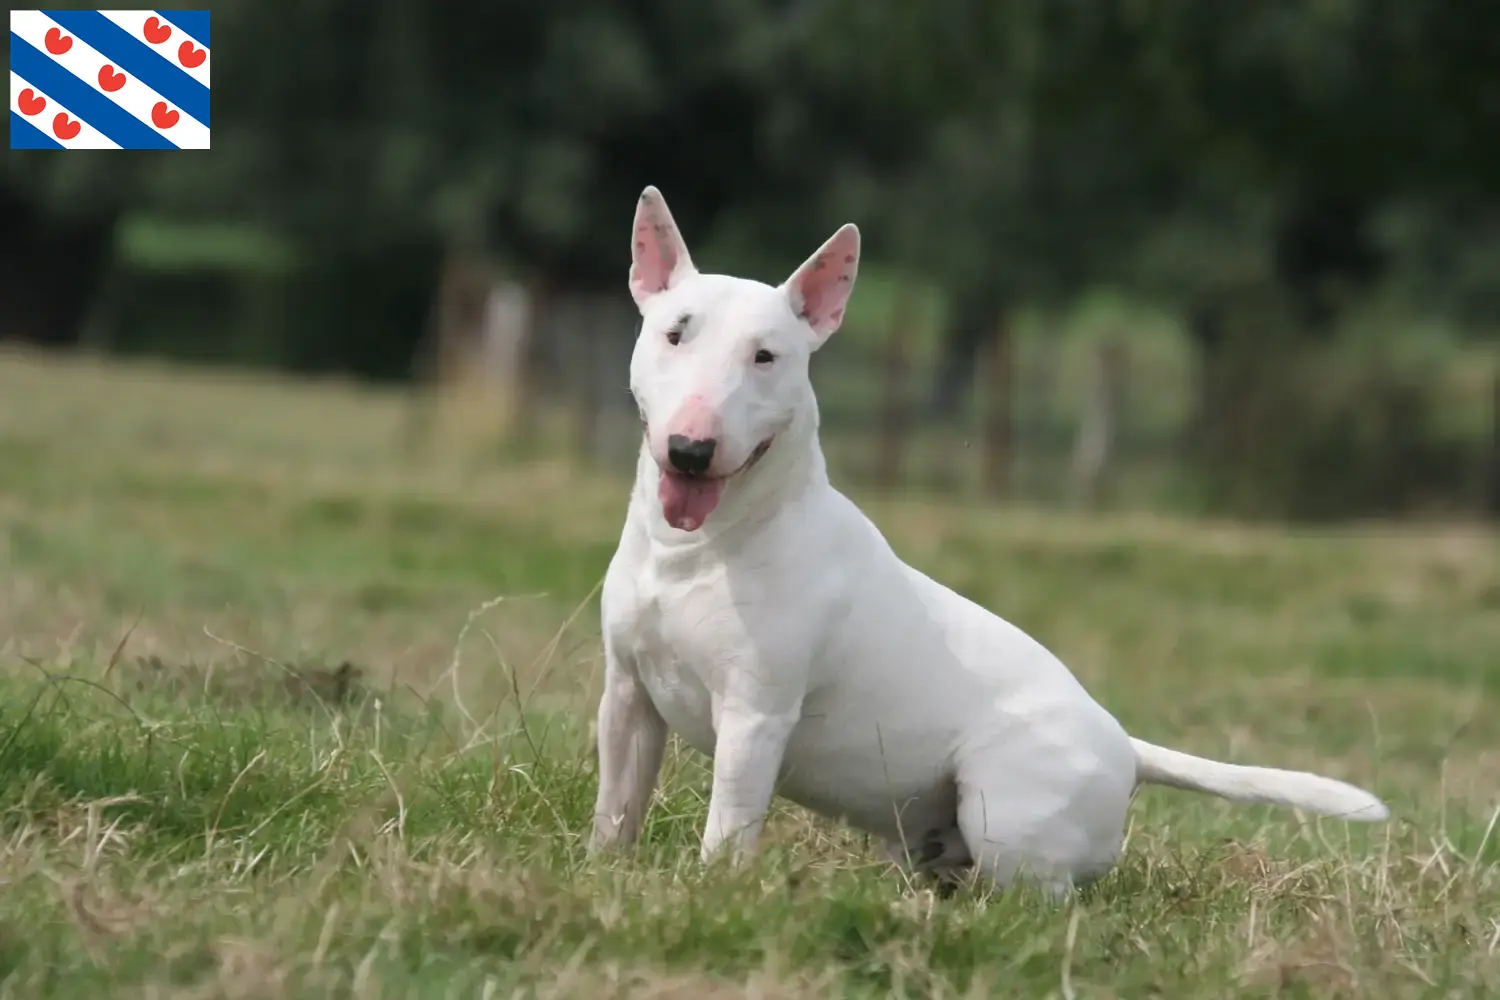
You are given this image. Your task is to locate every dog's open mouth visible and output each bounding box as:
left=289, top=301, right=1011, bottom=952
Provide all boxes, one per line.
left=659, top=438, right=772, bottom=532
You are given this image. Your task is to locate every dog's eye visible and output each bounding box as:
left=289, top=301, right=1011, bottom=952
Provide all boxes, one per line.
left=754, top=349, right=775, bottom=365
left=665, top=312, right=691, bottom=346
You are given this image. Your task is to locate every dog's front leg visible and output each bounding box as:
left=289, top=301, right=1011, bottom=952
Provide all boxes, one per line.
left=700, top=700, right=801, bottom=865
left=589, top=643, right=668, bottom=853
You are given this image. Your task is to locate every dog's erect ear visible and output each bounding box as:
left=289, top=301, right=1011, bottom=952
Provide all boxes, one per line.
left=781, top=224, right=860, bottom=348
left=629, top=186, right=696, bottom=312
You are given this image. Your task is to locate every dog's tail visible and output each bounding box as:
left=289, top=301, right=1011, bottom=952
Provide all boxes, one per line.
left=1131, top=738, right=1389, bottom=822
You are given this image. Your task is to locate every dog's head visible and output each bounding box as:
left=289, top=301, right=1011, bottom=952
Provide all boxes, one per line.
left=627, top=186, right=859, bottom=533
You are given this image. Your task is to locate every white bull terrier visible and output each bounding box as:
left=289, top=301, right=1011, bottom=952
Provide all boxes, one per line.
left=589, top=186, right=1389, bottom=897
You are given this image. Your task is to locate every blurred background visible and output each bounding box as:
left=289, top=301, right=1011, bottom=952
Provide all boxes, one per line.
left=4, top=7, right=1500, bottom=989
left=5, top=0, right=1500, bottom=522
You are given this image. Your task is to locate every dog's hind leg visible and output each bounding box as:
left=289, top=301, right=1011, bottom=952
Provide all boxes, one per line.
left=953, top=746, right=1132, bottom=900
left=589, top=641, right=668, bottom=853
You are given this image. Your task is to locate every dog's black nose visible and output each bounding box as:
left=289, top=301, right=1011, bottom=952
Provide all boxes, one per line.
left=667, top=435, right=716, bottom=475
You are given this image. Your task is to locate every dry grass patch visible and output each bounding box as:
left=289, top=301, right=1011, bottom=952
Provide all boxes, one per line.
left=0, top=350, right=1495, bottom=997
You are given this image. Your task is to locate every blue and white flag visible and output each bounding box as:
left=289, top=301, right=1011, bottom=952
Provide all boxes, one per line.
left=10, top=9, right=210, bottom=150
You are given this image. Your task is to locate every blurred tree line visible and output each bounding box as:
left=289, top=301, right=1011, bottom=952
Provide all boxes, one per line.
left=2, top=0, right=1498, bottom=519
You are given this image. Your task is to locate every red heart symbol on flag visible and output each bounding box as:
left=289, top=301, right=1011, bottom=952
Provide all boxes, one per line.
left=151, top=102, right=179, bottom=129
left=45, top=27, right=72, bottom=54
left=53, top=113, right=80, bottom=141
left=178, top=41, right=205, bottom=69
left=17, top=89, right=46, bottom=116
left=98, top=65, right=127, bottom=92
left=143, top=16, right=171, bottom=44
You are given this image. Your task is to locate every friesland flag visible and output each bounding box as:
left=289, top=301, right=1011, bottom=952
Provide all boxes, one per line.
left=9, top=9, right=209, bottom=149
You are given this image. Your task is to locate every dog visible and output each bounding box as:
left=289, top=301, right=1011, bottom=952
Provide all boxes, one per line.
left=589, top=186, right=1389, bottom=897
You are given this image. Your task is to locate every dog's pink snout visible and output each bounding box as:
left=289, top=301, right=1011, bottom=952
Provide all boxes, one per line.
left=663, top=396, right=722, bottom=474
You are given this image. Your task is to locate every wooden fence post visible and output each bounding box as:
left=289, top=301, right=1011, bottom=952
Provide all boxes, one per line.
left=1071, top=335, right=1128, bottom=509
left=513, top=272, right=553, bottom=446
left=566, top=296, right=602, bottom=462
left=402, top=249, right=480, bottom=455
left=1487, top=362, right=1500, bottom=517
left=875, top=288, right=916, bottom=490
left=981, top=313, right=1014, bottom=499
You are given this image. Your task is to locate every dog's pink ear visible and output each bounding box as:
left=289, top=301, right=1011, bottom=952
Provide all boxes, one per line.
left=782, top=224, right=860, bottom=347
left=629, top=186, right=696, bottom=311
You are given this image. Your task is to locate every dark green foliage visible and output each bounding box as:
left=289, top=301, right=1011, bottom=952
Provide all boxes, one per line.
left=4, top=0, right=1498, bottom=314
left=1, top=0, right=1497, bottom=518
left=1185, top=284, right=1485, bottom=520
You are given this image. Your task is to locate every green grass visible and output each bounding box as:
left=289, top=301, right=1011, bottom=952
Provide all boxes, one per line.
left=0, top=346, right=1497, bottom=998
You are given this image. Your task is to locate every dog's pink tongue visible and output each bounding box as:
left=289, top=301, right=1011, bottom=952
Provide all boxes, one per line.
left=659, top=472, right=722, bottom=532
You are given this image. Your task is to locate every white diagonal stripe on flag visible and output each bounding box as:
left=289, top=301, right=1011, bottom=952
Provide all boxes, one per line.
left=10, top=70, right=120, bottom=149
left=11, top=10, right=209, bottom=149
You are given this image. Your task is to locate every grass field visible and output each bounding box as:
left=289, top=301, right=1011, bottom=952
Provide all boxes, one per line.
left=0, top=346, right=1497, bottom=998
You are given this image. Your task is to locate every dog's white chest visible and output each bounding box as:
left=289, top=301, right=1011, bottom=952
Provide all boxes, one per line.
left=607, top=556, right=745, bottom=755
